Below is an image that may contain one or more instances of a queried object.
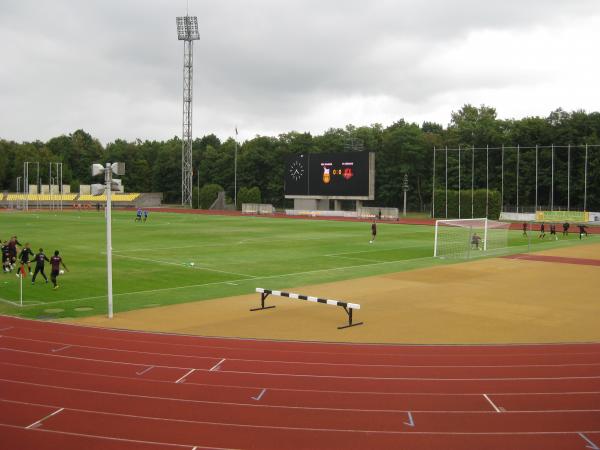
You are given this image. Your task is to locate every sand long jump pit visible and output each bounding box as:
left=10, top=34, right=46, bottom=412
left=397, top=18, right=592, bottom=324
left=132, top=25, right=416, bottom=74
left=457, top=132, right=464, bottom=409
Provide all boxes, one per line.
left=74, top=242, right=600, bottom=344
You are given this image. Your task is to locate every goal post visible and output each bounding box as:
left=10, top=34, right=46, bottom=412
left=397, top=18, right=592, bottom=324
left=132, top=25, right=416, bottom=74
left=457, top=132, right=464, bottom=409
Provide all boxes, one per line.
left=433, top=218, right=510, bottom=258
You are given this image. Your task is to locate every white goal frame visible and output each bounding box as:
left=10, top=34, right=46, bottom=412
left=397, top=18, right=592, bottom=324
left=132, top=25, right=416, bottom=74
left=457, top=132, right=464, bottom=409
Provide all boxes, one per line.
left=434, top=218, right=510, bottom=258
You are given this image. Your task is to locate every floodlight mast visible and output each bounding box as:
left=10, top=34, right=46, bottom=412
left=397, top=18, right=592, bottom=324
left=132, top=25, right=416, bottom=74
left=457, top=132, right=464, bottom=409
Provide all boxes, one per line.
left=176, top=15, right=200, bottom=208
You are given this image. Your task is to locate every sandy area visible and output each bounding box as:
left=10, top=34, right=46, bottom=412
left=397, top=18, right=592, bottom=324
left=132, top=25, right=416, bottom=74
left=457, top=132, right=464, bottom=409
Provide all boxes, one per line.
left=72, top=243, right=600, bottom=344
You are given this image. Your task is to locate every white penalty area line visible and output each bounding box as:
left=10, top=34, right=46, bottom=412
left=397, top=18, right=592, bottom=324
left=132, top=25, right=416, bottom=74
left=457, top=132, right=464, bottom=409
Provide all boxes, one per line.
left=26, top=407, right=64, bottom=429
left=111, top=253, right=256, bottom=279
left=15, top=254, right=440, bottom=308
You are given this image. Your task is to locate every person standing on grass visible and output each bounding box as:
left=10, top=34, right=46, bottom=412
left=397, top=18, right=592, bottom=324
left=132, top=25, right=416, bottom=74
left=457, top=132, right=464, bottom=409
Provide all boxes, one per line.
left=135, top=208, right=142, bottom=222
left=31, top=248, right=49, bottom=284
left=50, top=250, right=69, bottom=290
left=143, top=210, right=149, bottom=222
left=7, top=236, right=21, bottom=271
left=550, top=223, right=558, bottom=241
left=539, top=223, right=546, bottom=239
left=563, top=222, right=570, bottom=236
left=2, top=240, right=11, bottom=273
left=578, top=224, right=588, bottom=240
left=18, top=243, right=34, bottom=277
left=522, top=222, right=528, bottom=237
left=370, top=221, right=377, bottom=244
left=471, top=233, right=482, bottom=251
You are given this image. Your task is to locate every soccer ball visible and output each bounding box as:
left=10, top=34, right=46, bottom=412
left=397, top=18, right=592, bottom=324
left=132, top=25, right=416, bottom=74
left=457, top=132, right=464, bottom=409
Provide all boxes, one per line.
left=189, top=262, right=195, bottom=267
left=59, top=270, right=65, bottom=275
left=369, top=240, right=373, bottom=244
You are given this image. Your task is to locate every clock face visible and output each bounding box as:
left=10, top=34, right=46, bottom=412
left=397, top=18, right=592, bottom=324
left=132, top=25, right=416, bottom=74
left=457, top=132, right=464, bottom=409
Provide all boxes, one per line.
left=289, top=160, right=305, bottom=181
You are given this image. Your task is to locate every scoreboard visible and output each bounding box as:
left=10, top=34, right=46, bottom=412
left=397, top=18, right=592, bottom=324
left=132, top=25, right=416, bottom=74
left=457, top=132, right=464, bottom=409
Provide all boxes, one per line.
left=284, top=152, right=374, bottom=199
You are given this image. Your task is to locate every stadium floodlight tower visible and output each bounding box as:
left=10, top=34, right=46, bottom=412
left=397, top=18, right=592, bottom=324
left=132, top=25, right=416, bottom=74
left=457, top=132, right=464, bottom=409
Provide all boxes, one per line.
left=176, top=14, right=200, bottom=207
left=91, top=162, right=126, bottom=319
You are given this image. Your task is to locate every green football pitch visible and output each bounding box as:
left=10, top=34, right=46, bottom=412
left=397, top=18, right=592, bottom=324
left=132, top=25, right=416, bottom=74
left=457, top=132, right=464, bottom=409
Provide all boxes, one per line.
left=0, top=210, right=588, bottom=319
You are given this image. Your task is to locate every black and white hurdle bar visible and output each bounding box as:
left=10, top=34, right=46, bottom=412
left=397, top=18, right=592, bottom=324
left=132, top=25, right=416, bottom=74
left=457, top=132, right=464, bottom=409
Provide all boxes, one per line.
left=252, top=288, right=363, bottom=329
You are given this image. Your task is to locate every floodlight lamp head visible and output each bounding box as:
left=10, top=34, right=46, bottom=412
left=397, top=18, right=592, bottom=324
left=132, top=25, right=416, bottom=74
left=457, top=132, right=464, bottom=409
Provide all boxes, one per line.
left=176, top=16, right=200, bottom=40
left=92, top=164, right=105, bottom=176
left=111, top=162, right=125, bottom=176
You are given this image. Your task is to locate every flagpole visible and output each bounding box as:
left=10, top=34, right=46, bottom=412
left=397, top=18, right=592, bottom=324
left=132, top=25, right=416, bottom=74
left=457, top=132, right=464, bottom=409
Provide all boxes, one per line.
left=234, top=126, right=238, bottom=209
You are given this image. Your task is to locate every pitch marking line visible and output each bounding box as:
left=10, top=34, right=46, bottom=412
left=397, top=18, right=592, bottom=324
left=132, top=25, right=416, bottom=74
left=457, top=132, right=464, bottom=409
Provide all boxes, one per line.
left=210, top=358, right=226, bottom=372
left=483, top=394, right=501, bottom=413
left=26, top=407, right=64, bottom=429
left=50, top=345, right=71, bottom=353
left=579, top=432, right=600, bottom=449
left=175, top=368, right=196, bottom=384
left=136, top=366, right=154, bottom=376
left=251, top=388, right=267, bottom=401
left=112, top=253, right=255, bottom=279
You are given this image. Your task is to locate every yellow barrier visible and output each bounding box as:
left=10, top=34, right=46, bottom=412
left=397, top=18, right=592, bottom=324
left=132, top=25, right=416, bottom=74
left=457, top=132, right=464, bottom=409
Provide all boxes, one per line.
left=535, top=211, right=589, bottom=222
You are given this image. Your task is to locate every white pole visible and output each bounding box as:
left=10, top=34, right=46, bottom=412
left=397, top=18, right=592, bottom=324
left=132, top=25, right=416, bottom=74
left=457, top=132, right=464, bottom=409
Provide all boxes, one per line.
left=535, top=144, right=538, bottom=211
left=234, top=126, right=238, bottom=209
left=567, top=144, right=570, bottom=211
left=516, top=145, right=520, bottom=213
left=551, top=144, right=554, bottom=210
left=105, top=163, right=114, bottom=319
left=20, top=270, right=23, bottom=307
left=458, top=145, right=461, bottom=219
left=445, top=146, right=448, bottom=218
left=501, top=145, right=504, bottom=212
left=471, top=146, right=474, bottom=218
left=483, top=218, right=488, bottom=251
left=584, top=144, right=588, bottom=211
left=432, top=147, right=436, bottom=218
left=433, top=220, right=439, bottom=257
left=486, top=145, right=489, bottom=218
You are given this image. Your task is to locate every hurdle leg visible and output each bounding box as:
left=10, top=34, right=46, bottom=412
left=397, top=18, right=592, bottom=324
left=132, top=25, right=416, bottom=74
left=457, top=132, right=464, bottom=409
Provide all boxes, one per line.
left=250, top=292, right=276, bottom=311
left=338, top=306, right=363, bottom=329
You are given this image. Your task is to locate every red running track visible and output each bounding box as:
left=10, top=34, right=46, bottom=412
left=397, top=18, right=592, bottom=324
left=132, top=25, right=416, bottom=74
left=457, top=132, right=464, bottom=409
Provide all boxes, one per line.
left=1, top=316, right=600, bottom=449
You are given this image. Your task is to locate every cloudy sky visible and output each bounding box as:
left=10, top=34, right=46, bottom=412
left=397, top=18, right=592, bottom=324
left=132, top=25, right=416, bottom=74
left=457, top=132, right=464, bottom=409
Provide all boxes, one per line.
left=1, top=0, right=599, bottom=144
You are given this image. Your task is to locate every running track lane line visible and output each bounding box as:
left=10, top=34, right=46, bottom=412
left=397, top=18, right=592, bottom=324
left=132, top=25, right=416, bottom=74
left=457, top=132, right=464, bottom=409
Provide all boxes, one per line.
left=26, top=407, right=64, bottom=429
left=503, top=254, right=600, bottom=266
left=175, top=369, right=196, bottom=384
left=7, top=330, right=600, bottom=367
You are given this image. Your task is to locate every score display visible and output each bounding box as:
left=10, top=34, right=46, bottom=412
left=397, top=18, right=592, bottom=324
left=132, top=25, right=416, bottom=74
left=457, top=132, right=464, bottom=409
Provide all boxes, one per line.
left=284, top=152, right=373, bottom=198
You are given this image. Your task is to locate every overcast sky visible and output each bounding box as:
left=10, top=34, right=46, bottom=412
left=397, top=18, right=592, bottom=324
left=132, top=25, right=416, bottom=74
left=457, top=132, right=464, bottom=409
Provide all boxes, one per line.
left=1, top=0, right=599, bottom=144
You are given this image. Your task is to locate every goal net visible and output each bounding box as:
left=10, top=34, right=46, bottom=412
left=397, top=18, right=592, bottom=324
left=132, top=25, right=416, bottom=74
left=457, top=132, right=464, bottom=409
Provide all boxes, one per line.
left=434, top=218, right=510, bottom=259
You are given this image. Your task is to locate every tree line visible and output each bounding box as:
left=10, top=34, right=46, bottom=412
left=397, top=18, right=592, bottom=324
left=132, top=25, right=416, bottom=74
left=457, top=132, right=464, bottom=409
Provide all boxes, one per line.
left=1, top=105, right=600, bottom=212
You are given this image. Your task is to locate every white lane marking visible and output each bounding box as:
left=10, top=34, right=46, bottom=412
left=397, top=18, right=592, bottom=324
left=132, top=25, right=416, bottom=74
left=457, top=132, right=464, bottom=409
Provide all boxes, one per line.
left=175, top=368, right=196, bottom=384
left=483, top=394, right=501, bottom=413
left=4, top=364, right=600, bottom=408
left=51, top=345, right=71, bottom=353
left=4, top=330, right=600, bottom=370
left=579, top=432, right=600, bottom=449
left=0, top=327, right=13, bottom=332
left=210, top=359, right=226, bottom=372
left=251, top=388, right=267, bottom=401
left=2, top=345, right=600, bottom=382
left=136, top=366, right=153, bottom=376
left=112, top=253, right=255, bottom=279
left=403, top=411, right=415, bottom=427
left=7, top=398, right=600, bottom=436
left=3, top=422, right=228, bottom=449
left=26, top=407, right=64, bottom=429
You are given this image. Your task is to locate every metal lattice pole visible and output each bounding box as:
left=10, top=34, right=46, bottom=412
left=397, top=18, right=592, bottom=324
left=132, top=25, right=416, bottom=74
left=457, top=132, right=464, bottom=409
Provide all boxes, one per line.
left=471, top=146, right=474, bottom=218
left=486, top=145, right=489, bottom=218
left=501, top=145, right=504, bottom=212
left=177, top=15, right=200, bottom=208
left=551, top=144, right=555, bottom=210
left=432, top=147, right=436, bottom=218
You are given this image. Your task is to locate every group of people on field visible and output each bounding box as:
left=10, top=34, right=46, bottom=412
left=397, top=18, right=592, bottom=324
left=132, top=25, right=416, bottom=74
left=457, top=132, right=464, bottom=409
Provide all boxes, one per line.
left=1, top=236, right=68, bottom=289
left=135, top=208, right=149, bottom=222
left=522, top=221, right=588, bottom=240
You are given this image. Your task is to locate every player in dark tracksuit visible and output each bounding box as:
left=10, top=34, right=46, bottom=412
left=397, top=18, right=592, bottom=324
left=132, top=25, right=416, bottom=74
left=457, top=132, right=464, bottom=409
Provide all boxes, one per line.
left=31, top=249, right=50, bottom=284
left=1, top=241, right=11, bottom=273
left=538, top=223, right=545, bottom=239
left=18, top=243, right=34, bottom=277
left=370, top=222, right=377, bottom=243
left=7, top=236, right=21, bottom=270
left=578, top=224, right=588, bottom=240
left=550, top=223, right=558, bottom=240
left=522, top=222, right=528, bottom=237
left=563, top=222, right=570, bottom=236
left=50, top=250, right=69, bottom=289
